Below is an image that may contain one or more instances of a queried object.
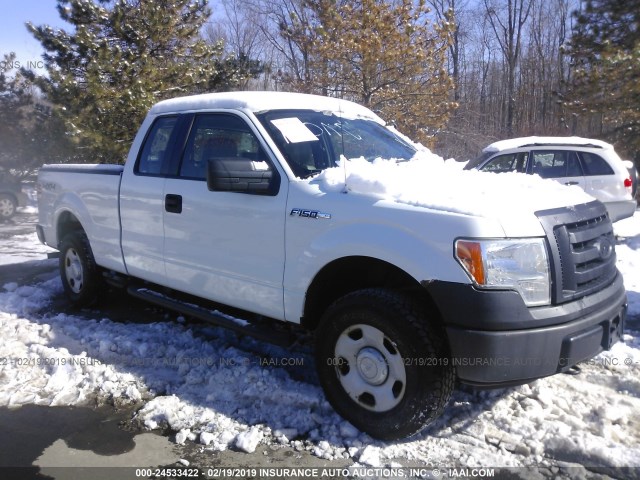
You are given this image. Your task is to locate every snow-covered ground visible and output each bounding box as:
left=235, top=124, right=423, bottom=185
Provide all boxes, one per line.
left=0, top=207, right=53, bottom=266
left=1, top=208, right=639, bottom=473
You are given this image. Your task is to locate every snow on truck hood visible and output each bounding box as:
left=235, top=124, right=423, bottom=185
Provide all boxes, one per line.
left=313, top=152, right=594, bottom=226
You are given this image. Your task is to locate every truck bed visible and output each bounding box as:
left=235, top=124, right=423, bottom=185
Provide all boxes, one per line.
left=38, top=164, right=126, bottom=273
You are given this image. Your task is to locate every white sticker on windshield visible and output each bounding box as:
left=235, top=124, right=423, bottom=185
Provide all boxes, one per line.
left=251, top=161, right=270, bottom=171
left=271, top=117, right=319, bottom=143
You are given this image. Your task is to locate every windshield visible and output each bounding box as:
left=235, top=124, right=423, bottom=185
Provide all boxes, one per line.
left=255, top=109, right=416, bottom=178
left=464, top=151, right=493, bottom=170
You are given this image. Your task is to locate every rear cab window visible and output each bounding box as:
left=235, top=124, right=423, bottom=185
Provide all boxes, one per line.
left=136, top=116, right=178, bottom=175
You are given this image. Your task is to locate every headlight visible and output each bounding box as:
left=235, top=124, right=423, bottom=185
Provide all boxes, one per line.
left=455, top=238, right=550, bottom=306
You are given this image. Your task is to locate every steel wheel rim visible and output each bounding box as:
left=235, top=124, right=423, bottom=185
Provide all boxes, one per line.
left=64, top=248, right=84, bottom=294
left=0, top=198, right=14, bottom=217
left=334, top=323, right=406, bottom=412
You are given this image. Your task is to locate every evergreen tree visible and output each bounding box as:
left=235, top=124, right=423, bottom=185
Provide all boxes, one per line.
left=0, top=54, right=30, bottom=177
left=210, top=53, right=266, bottom=91
left=280, top=0, right=456, bottom=146
left=0, top=53, right=72, bottom=178
left=27, top=0, right=227, bottom=163
left=565, top=0, right=640, bottom=156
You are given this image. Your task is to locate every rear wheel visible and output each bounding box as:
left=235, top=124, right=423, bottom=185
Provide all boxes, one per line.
left=59, top=231, right=101, bottom=306
left=315, top=288, right=454, bottom=440
left=0, top=194, right=17, bottom=220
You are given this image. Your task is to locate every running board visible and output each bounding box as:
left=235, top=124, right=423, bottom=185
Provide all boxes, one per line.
left=127, top=286, right=293, bottom=347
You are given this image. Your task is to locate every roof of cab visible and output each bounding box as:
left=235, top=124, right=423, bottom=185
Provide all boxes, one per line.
left=148, top=91, right=384, bottom=123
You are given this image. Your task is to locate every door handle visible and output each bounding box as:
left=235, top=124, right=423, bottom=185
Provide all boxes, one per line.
left=564, top=181, right=580, bottom=186
left=165, top=194, right=182, bottom=213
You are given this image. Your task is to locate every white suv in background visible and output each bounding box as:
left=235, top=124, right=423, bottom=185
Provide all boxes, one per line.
left=466, top=136, right=636, bottom=222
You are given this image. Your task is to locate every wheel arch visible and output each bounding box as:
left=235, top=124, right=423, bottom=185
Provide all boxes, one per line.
left=0, top=191, right=18, bottom=204
left=56, top=210, right=86, bottom=248
left=301, top=255, right=442, bottom=331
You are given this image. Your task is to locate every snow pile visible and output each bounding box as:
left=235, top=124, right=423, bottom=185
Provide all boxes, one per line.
left=615, top=215, right=640, bottom=323
left=235, top=426, right=264, bottom=453
left=0, top=276, right=344, bottom=454
left=0, top=279, right=146, bottom=407
left=0, top=212, right=639, bottom=469
left=313, top=156, right=594, bottom=217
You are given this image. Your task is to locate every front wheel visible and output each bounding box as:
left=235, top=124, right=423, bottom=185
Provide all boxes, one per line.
left=315, top=289, right=454, bottom=440
left=59, top=231, right=101, bottom=307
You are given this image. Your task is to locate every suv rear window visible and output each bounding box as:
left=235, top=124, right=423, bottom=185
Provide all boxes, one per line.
left=578, top=152, right=614, bottom=176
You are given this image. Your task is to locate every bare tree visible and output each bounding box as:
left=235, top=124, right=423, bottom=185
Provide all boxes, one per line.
left=205, top=0, right=581, bottom=161
left=205, top=0, right=274, bottom=90
left=482, top=0, right=533, bottom=135
left=240, top=0, right=318, bottom=90
left=427, top=0, right=472, bottom=103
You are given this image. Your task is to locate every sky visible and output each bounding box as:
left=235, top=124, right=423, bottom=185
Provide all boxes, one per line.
left=0, top=0, right=226, bottom=73
left=0, top=0, right=66, bottom=72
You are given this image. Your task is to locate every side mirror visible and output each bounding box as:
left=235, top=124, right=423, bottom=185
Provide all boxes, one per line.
left=206, top=157, right=278, bottom=195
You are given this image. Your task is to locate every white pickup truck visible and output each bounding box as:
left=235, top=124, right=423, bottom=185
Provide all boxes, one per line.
left=37, top=92, right=627, bottom=440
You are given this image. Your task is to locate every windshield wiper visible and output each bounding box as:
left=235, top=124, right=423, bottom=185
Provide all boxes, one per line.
left=299, top=169, right=323, bottom=179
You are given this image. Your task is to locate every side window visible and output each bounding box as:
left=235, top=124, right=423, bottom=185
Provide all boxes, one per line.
left=482, top=152, right=527, bottom=173
left=579, top=152, right=614, bottom=176
left=566, top=152, right=583, bottom=176
left=531, top=151, right=580, bottom=178
left=179, top=114, right=270, bottom=180
left=136, top=116, right=178, bottom=175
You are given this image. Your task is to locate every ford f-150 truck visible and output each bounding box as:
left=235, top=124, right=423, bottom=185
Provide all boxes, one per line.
left=37, top=91, right=627, bottom=440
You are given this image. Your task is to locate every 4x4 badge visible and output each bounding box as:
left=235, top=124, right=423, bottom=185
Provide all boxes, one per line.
left=290, top=208, right=331, bottom=219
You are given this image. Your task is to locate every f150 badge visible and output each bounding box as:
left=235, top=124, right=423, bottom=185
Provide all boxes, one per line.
left=290, top=208, right=331, bottom=219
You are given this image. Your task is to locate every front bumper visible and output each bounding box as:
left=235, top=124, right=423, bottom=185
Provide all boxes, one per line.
left=423, top=274, right=627, bottom=386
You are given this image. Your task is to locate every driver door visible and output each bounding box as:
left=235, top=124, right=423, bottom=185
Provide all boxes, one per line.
left=162, top=113, right=288, bottom=320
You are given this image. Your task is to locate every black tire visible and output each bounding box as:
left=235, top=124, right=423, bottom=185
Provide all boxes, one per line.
left=0, top=194, right=17, bottom=220
left=315, top=288, right=454, bottom=440
left=59, top=231, right=101, bottom=307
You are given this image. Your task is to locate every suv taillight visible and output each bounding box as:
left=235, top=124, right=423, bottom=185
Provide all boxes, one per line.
left=624, top=177, right=633, bottom=191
